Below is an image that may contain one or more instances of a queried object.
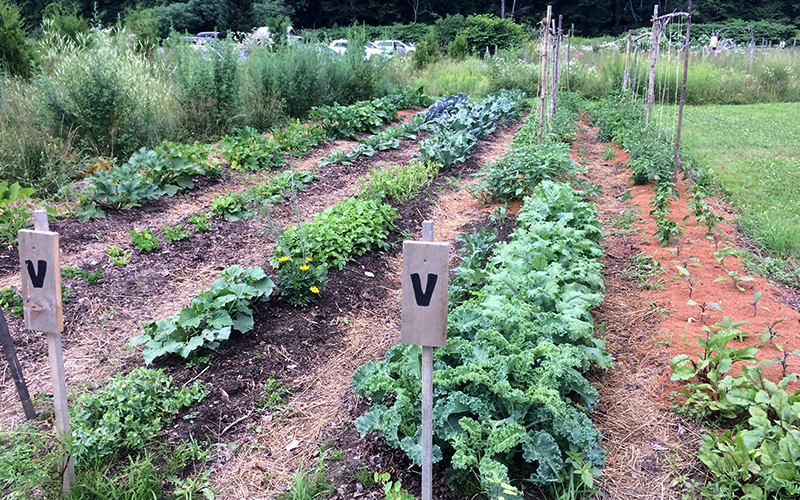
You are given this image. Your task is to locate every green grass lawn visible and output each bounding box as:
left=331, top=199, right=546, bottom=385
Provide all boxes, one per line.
left=681, top=102, right=800, bottom=258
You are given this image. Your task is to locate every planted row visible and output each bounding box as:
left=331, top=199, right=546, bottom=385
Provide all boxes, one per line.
left=416, top=89, right=526, bottom=170
left=353, top=180, right=611, bottom=499
left=309, top=86, right=432, bottom=140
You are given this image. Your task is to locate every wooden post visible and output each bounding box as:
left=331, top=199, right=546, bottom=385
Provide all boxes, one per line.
left=421, top=220, right=434, bottom=500
left=645, top=4, right=660, bottom=125
left=749, top=41, right=755, bottom=72
left=612, top=44, right=617, bottom=64
left=494, top=44, right=498, bottom=56
left=550, top=17, right=561, bottom=117
left=524, top=41, right=529, bottom=63
left=633, top=43, right=640, bottom=95
left=702, top=46, right=706, bottom=60
left=19, top=210, right=74, bottom=492
left=793, top=39, right=796, bottom=52
left=539, top=5, right=551, bottom=145
left=565, top=24, right=573, bottom=91
left=0, top=309, right=36, bottom=420
left=401, top=221, right=448, bottom=500
left=673, top=0, right=692, bottom=183
left=623, top=30, right=632, bottom=92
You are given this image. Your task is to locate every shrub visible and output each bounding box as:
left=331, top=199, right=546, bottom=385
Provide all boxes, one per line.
left=460, top=14, right=527, bottom=54
left=0, top=0, right=34, bottom=79
left=169, top=36, right=241, bottom=140
left=412, top=30, right=440, bottom=70
left=38, top=28, right=177, bottom=159
left=448, top=34, right=468, bottom=61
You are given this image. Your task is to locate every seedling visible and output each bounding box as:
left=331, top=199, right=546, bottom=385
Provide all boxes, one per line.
left=763, top=343, right=800, bottom=379
left=713, top=247, right=753, bottom=291
left=61, top=265, right=104, bottom=285
left=760, top=318, right=786, bottom=344
left=188, top=212, right=212, bottom=232
left=687, top=300, right=721, bottom=324
left=106, top=245, right=131, bottom=266
left=741, top=291, right=766, bottom=317
left=672, top=265, right=697, bottom=298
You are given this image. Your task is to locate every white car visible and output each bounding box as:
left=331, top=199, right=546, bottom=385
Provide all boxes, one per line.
left=373, top=40, right=416, bottom=56
left=328, top=39, right=383, bottom=59
left=329, top=39, right=348, bottom=55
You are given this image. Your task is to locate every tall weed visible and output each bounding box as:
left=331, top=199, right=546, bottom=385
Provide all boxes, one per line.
left=38, top=26, right=177, bottom=158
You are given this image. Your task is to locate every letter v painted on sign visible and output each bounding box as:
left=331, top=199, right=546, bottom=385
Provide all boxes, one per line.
left=25, top=260, right=47, bottom=288
left=410, top=273, right=438, bottom=307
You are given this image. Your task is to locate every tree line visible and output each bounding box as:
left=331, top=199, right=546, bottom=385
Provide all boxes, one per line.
left=11, top=0, right=800, bottom=38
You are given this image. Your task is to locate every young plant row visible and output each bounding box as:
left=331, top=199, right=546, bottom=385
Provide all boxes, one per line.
left=471, top=93, right=591, bottom=206
left=669, top=311, right=800, bottom=499
left=210, top=169, right=316, bottom=222
left=219, top=121, right=326, bottom=171
left=352, top=178, right=611, bottom=498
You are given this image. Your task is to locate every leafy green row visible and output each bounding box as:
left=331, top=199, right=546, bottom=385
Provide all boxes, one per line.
left=309, top=86, right=432, bottom=140
left=417, top=90, right=527, bottom=170
left=0, top=181, right=35, bottom=246
left=70, top=367, right=207, bottom=461
left=272, top=198, right=400, bottom=271
left=352, top=181, right=611, bottom=499
left=131, top=265, right=275, bottom=365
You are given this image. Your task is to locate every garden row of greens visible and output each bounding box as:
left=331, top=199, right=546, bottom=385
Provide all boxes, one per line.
left=128, top=90, right=527, bottom=366
left=352, top=105, right=611, bottom=499
left=592, top=94, right=800, bottom=499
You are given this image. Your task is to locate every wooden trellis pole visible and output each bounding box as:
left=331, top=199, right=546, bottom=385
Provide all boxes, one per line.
left=539, top=5, right=551, bottom=145
left=645, top=4, right=660, bottom=125
left=623, top=30, right=632, bottom=92
left=566, top=24, right=573, bottom=91
left=551, top=15, right=562, bottom=117
left=673, top=0, right=692, bottom=182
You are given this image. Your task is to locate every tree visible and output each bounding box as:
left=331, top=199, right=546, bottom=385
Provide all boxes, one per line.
left=0, top=0, right=34, bottom=78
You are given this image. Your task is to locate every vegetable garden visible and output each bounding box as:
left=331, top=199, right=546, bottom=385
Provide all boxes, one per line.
left=2, top=11, right=800, bottom=500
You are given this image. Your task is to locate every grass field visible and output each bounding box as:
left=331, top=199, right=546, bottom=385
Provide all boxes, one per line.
left=680, top=102, right=800, bottom=258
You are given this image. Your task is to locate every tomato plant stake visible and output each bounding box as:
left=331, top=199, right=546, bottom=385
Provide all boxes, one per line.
left=19, top=210, right=75, bottom=492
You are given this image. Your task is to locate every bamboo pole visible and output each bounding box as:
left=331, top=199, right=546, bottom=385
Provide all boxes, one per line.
left=539, top=5, right=551, bottom=145
left=632, top=43, right=640, bottom=95
left=623, top=30, right=632, bottom=92
left=0, top=309, right=36, bottom=420
left=645, top=4, right=660, bottom=125
left=673, top=0, right=692, bottom=183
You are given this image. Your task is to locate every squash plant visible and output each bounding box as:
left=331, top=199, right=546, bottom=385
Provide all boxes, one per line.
left=131, top=266, right=274, bottom=364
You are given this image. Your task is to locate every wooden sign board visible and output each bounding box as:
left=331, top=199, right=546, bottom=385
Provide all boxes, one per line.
left=18, top=229, right=63, bottom=334
left=401, top=241, right=449, bottom=347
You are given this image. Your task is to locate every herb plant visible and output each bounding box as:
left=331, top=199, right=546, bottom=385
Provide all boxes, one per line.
left=188, top=212, right=211, bottom=232
left=275, top=256, right=327, bottom=307
left=130, top=228, right=159, bottom=252
left=106, top=245, right=131, bottom=266
left=0, top=286, right=23, bottom=316
left=70, top=367, right=207, bottom=461
left=61, top=265, right=104, bottom=285
left=274, top=198, right=399, bottom=271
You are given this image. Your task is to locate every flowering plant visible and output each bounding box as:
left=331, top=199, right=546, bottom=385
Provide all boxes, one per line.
left=276, top=256, right=327, bottom=307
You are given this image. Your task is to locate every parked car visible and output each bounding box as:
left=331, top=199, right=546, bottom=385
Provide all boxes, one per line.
left=196, top=31, right=222, bottom=41
left=328, top=39, right=383, bottom=59
left=373, top=39, right=416, bottom=56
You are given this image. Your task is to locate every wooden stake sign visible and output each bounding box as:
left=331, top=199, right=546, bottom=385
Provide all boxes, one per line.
left=19, top=229, right=63, bottom=333
left=400, top=221, right=448, bottom=500
left=18, top=211, right=74, bottom=492
left=400, top=240, right=449, bottom=347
